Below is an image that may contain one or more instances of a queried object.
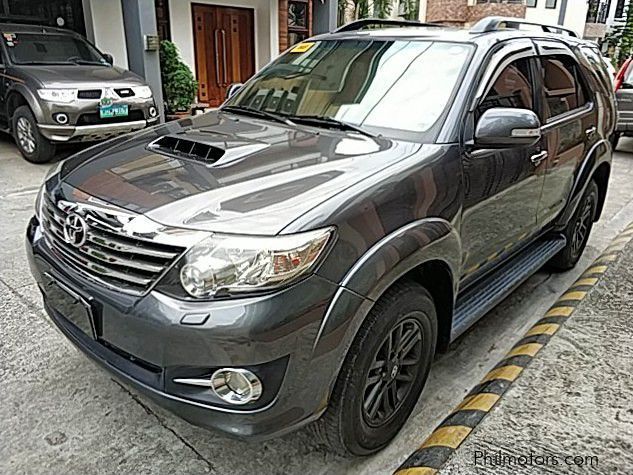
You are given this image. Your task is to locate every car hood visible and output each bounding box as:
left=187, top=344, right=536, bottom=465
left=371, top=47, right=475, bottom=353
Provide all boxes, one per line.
left=22, top=65, right=145, bottom=88
left=55, top=111, right=423, bottom=235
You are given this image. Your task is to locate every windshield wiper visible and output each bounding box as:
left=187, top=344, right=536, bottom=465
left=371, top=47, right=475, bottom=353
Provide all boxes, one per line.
left=67, top=58, right=107, bottom=66
left=15, top=61, right=70, bottom=65
left=221, top=105, right=296, bottom=127
left=287, top=115, right=377, bottom=138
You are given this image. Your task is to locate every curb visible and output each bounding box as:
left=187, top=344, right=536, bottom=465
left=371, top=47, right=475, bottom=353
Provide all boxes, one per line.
left=394, top=223, right=633, bottom=475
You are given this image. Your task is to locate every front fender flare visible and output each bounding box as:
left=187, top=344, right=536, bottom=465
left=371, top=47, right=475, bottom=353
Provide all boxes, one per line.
left=6, top=83, right=46, bottom=122
left=557, top=139, right=610, bottom=227
left=311, top=218, right=460, bottom=396
left=339, top=217, right=460, bottom=301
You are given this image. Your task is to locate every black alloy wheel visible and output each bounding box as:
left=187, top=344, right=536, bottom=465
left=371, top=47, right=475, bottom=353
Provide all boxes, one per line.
left=549, top=180, right=598, bottom=271
left=362, top=318, right=423, bottom=427
left=315, top=281, right=437, bottom=456
left=570, top=190, right=596, bottom=258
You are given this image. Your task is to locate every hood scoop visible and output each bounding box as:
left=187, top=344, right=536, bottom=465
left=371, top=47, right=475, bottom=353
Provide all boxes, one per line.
left=147, top=135, right=225, bottom=164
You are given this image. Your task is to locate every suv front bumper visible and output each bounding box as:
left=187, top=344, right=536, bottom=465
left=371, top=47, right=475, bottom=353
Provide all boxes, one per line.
left=36, top=96, right=158, bottom=142
left=26, top=216, right=351, bottom=440
left=39, top=119, right=154, bottom=142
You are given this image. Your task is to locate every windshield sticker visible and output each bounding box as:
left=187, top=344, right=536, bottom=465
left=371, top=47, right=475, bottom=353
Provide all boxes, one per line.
left=3, top=33, right=16, bottom=47
left=290, top=42, right=314, bottom=54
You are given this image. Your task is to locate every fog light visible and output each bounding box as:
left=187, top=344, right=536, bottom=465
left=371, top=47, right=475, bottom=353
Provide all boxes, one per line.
left=149, top=106, right=157, bottom=117
left=211, top=368, right=262, bottom=405
left=54, top=113, right=69, bottom=125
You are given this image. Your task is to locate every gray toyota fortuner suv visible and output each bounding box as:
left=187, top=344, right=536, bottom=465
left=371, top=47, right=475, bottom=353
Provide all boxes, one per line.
left=27, top=17, right=615, bottom=455
left=0, top=23, right=159, bottom=163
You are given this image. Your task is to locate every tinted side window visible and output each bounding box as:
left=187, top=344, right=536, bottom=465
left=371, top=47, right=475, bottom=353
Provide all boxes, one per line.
left=477, top=58, right=533, bottom=119
left=539, top=55, right=589, bottom=120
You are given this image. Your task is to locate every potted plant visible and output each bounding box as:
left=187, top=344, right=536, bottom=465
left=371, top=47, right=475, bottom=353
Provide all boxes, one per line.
left=159, top=40, right=198, bottom=119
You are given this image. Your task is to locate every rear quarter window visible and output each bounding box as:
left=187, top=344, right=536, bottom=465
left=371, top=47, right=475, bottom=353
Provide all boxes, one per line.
left=539, top=55, right=591, bottom=120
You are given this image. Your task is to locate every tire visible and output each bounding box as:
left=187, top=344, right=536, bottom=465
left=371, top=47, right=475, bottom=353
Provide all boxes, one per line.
left=314, top=280, right=437, bottom=456
left=610, top=132, right=621, bottom=151
left=12, top=105, right=56, bottom=163
left=548, top=180, right=599, bottom=271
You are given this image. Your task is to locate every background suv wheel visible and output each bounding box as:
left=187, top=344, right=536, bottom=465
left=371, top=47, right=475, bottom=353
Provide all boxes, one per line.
left=315, top=281, right=437, bottom=455
left=13, top=105, right=56, bottom=163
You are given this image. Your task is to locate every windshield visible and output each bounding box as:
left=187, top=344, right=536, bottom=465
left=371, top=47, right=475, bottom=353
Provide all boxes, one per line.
left=226, top=40, right=473, bottom=137
left=4, top=32, right=108, bottom=66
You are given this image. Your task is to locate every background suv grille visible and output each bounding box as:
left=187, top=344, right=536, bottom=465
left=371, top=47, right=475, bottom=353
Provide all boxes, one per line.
left=77, top=89, right=102, bottom=99
left=77, top=110, right=145, bottom=125
left=40, top=195, right=185, bottom=294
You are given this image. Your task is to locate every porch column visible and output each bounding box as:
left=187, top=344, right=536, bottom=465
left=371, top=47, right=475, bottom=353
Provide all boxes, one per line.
left=557, top=0, right=568, bottom=25
left=121, top=0, right=165, bottom=122
left=314, top=0, right=338, bottom=33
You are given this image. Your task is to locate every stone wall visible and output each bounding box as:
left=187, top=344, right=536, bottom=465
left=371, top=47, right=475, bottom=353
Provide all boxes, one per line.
left=426, top=0, right=526, bottom=25
left=468, top=3, right=526, bottom=23
left=426, top=0, right=470, bottom=24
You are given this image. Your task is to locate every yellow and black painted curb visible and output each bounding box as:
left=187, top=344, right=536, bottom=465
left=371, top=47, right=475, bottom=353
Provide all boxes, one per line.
left=394, top=223, right=633, bottom=475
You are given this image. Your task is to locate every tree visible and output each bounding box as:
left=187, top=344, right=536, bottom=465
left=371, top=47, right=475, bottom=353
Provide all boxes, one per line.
left=399, top=0, right=420, bottom=20
left=606, top=0, right=633, bottom=67
left=339, top=0, right=416, bottom=24
left=159, top=40, right=198, bottom=114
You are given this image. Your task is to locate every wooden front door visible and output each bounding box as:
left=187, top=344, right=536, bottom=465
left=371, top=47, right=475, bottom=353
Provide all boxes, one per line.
left=192, top=4, right=255, bottom=107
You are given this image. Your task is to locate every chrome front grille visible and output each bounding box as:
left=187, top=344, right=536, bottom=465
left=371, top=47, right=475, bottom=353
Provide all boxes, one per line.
left=40, top=194, right=186, bottom=294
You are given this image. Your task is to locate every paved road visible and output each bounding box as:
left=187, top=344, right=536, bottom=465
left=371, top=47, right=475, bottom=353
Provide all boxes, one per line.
left=443, top=237, right=633, bottom=474
left=2, top=135, right=633, bottom=474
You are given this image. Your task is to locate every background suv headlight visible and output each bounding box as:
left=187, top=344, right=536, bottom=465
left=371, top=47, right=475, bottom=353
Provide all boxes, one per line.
left=132, top=86, right=153, bottom=99
left=165, top=227, right=334, bottom=298
left=37, top=88, right=77, bottom=103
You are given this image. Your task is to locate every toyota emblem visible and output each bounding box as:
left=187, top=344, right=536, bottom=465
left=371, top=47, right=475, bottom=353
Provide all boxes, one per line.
left=63, top=213, right=88, bottom=247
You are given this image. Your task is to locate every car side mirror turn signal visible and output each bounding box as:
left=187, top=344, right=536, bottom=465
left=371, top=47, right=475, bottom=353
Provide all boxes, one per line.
left=474, top=107, right=541, bottom=149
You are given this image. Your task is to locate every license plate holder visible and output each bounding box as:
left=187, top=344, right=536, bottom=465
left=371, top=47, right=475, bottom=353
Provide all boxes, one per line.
left=43, top=273, right=96, bottom=339
left=99, top=104, right=129, bottom=119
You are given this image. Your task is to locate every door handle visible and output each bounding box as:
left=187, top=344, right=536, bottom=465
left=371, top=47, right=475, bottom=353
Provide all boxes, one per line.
left=585, top=126, right=597, bottom=138
left=530, top=150, right=548, bottom=166
left=214, top=29, right=221, bottom=86
left=221, top=29, right=228, bottom=87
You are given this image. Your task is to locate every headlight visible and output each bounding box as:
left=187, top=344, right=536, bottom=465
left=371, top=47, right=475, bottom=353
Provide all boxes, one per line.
left=37, top=88, right=77, bottom=103
left=178, top=227, right=333, bottom=298
left=133, top=85, right=153, bottom=98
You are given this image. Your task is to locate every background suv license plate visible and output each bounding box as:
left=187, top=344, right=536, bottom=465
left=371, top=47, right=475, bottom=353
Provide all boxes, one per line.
left=44, top=276, right=95, bottom=339
left=100, top=104, right=128, bottom=119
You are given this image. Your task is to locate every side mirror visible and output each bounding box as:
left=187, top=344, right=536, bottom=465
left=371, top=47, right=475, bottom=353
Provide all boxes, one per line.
left=226, top=83, right=243, bottom=100
left=103, top=53, right=114, bottom=65
left=475, top=107, right=541, bottom=148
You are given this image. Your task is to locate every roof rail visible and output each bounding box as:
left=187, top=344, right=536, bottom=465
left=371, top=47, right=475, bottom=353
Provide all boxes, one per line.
left=334, top=18, right=444, bottom=33
left=470, top=16, right=578, bottom=37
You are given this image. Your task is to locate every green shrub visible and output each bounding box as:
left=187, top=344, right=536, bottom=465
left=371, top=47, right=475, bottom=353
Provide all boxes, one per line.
left=159, top=40, right=198, bottom=113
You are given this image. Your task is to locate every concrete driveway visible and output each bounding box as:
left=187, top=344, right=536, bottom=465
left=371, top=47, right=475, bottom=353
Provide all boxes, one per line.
left=3, top=134, right=633, bottom=474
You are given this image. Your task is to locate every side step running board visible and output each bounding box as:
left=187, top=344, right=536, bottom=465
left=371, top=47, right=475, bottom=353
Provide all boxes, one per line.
left=451, top=236, right=566, bottom=341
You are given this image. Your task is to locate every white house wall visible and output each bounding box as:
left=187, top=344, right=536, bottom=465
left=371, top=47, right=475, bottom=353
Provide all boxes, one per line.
left=83, top=0, right=129, bottom=69
left=525, top=0, right=588, bottom=37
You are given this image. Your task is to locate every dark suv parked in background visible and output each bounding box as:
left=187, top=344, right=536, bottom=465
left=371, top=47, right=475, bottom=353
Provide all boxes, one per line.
left=27, top=17, right=615, bottom=455
left=0, top=23, right=159, bottom=163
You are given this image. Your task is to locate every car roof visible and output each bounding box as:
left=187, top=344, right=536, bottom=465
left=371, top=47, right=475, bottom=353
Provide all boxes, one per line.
left=0, top=22, right=75, bottom=35
left=313, top=21, right=596, bottom=50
